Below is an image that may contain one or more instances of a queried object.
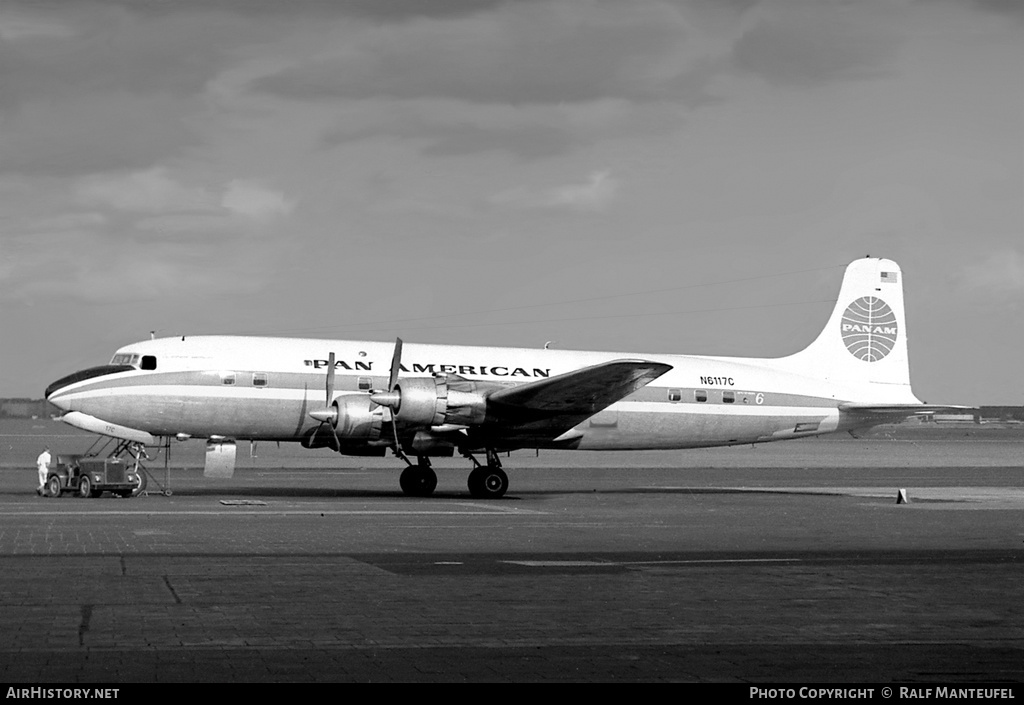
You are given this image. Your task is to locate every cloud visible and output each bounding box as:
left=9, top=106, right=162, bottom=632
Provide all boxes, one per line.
left=733, top=1, right=900, bottom=86
left=958, top=250, right=1024, bottom=296
left=250, top=2, right=690, bottom=106
left=490, top=170, right=619, bottom=212
left=72, top=168, right=293, bottom=226
left=0, top=93, right=200, bottom=178
left=970, top=0, right=1024, bottom=20
left=0, top=13, right=77, bottom=41
left=74, top=167, right=214, bottom=213
left=0, top=226, right=273, bottom=304
left=547, top=170, right=619, bottom=210
left=221, top=180, right=295, bottom=220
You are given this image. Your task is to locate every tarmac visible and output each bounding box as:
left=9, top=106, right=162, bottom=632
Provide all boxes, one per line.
left=0, top=431, right=1022, bottom=683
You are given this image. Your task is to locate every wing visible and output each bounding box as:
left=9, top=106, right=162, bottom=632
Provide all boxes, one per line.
left=482, top=359, right=672, bottom=442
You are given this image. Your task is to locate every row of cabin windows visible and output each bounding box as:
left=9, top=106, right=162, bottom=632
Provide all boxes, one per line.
left=219, top=374, right=375, bottom=390
left=222, top=373, right=269, bottom=387
left=213, top=376, right=738, bottom=402
left=104, top=357, right=746, bottom=404
left=668, top=389, right=735, bottom=404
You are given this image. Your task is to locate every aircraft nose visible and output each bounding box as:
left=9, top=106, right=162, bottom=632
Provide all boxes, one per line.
left=45, top=364, right=135, bottom=407
left=45, top=374, right=80, bottom=410
left=45, top=375, right=73, bottom=403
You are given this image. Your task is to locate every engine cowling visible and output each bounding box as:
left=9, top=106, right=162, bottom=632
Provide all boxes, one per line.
left=332, top=394, right=384, bottom=440
left=386, top=375, right=493, bottom=428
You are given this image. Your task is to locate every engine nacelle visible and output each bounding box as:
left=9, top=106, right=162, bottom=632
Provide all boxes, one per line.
left=392, top=375, right=492, bottom=428
left=333, top=394, right=384, bottom=440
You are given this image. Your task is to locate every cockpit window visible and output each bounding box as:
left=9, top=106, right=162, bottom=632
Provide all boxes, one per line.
left=109, top=353, right=157, bottom=370
left=110, top=353, right=140, bottom=367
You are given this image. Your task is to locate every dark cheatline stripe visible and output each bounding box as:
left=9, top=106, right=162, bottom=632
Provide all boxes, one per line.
left=45, top=365, right=136, bottom=399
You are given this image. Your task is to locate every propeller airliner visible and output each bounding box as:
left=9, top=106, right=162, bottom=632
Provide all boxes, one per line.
left=44, top=257, right=961, bottom=499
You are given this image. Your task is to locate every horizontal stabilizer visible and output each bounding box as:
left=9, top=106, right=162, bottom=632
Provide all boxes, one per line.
left=839, top=403, right=977, bottom=417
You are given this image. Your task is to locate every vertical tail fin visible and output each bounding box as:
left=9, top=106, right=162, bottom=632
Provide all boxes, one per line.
left=778, top=257, right=920, bottom=403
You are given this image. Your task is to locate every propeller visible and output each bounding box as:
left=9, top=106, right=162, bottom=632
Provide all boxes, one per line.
left=308, top=351, right=341, bottom=451
left=370, top=337, right=403, bottom=411
left=369, top=338, right=408, bottom=463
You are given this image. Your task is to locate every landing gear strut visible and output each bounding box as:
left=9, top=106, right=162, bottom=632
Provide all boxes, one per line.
left=399, top=456, right=437, bottom=497
left=464, top=448, right=509, bottom=500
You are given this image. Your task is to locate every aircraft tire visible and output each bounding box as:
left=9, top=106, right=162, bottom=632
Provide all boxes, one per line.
left=468, top=466, right=508, bottom=500
left=399, top=465, right=437, bottom=497
left=131, top=471, right=148, bottom=497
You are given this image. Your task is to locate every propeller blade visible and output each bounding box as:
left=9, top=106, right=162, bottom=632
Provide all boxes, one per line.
left=390, top=413, right=404, bottom=462
left=382, top=338, right=409, bottom=464
left=388, top=338, right=403, bottom=392
left=303, top=351, right=341, bottom=452
left=325, top=351, right=336, bottom=406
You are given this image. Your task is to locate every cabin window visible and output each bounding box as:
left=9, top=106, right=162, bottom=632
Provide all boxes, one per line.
left=695, top=390, right=708, bottom=403
left=668, top=389, right=682, bottom=403
left=253, top=373, right=268, bottom=387
left=221, top=373, right=235, bottom=385
left=141, top=355, right=157, bottom=370
left=358, top=377, right=373, bottom=391
left=722, top=391, right=735, bottom=404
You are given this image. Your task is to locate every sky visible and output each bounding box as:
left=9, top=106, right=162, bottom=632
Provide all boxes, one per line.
left=0, top=0, right=1021, bottom=406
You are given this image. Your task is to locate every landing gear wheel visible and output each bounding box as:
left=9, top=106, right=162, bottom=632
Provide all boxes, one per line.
left=47, top=476, right=62, bottom=498
left=399, top=465, right=437, bottom=497
left=131, top=471, right=147, bottom=497
left=468, top=466, right=508, bottom=499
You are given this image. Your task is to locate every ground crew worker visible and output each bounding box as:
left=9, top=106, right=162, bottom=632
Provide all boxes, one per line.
left=36, top=446, right=51, bottom=496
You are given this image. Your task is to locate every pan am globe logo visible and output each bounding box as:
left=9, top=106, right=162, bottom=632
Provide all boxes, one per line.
left=840, top=297, right=898, bottom=362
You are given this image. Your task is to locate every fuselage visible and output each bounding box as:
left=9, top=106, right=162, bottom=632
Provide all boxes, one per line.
left=45, top=334, right=889, bottom=453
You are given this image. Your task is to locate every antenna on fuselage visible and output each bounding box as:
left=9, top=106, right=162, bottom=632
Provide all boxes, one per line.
left=150, top=331, right=155, bottom=340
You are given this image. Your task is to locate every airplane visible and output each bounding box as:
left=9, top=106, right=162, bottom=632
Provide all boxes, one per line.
left=44, top=257, right=965, bottom=499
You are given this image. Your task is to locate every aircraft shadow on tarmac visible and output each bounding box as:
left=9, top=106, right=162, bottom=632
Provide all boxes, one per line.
left=4, top=485, right=806, bottom=500
left=103, top=485, right=836, bottom=500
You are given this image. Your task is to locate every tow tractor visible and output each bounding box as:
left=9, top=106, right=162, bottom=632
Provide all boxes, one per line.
left=46, top=454, right=147, bottom=498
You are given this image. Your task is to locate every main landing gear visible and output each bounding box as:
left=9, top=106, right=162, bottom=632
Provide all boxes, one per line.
left=396, top=450, right=509, bottom=499
left=399, top=457, right=437, bottom=498
left=464, top=449, right=509, bottom=500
